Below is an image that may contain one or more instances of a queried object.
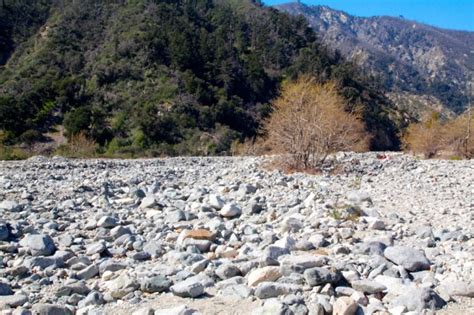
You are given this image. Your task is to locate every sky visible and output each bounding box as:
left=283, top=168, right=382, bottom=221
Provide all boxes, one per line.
left=263, top=0, right=474, bottom=31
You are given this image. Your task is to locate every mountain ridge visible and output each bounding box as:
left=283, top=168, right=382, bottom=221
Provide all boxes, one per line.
left=276, top=2, right=474, bottom=116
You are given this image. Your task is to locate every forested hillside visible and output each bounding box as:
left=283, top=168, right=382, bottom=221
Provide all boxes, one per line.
left=0, top=0, right=401, bottom=156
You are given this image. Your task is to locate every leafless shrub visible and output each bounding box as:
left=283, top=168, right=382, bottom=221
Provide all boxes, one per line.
left=55, top=132, right=98, bottom=158
left=263, top=76, right=369, bottom=170
left=402, top=112, right=444, bottom=158
left=403, top=111, right=473, bottom=159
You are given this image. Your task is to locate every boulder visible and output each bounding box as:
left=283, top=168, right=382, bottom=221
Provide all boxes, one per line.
left=77, top=264, right=99, bottom=280
left=0, top=223, right=9, bottom=241
left=96, top=216, right=118, bottom=228
left=350, top=279, right=387, bottom=294
left=209, top=194, right=225, bottom=210
left=0, top=282, right=13, bottom=296
left=333, top=297, right=358, bottom=315
left=85, top=241, right=107, bottom=256
left=0, top=200, right=21, bottom=212
left=384, top=246, right=430, bottom=272
left=279, top=255, right=328, bottom=275
left=143, top=241, right=162, bottom=258
left=140, top=275, right=172, bottom=293
left=254, top=282, right=301, bottom=299
left=32, top=304, right=73, bottom=315
left=170, top=277, right=205, bottom=298
left=252, top=299, right=290, bottom=315
left=304, top=267, right=341, bottom=286
left=132, top=307, right=155, bottom=315
left=77, top=291, right=105, bottom=308
left=140, top=196, right=157, bottom=209
left=220, top=203, right=241, bottom=218
left=182, top=229, right=216, bottom=241
left=247, top=266, right=282, bottom=287
left=0, top=294, right=28, bottom=308
left=106, top=274, right=139, bottom=299
left=215, top=264, right=241, bottom=280
left=19, top=234, right=56, bottom=256
left=439, top=280, right=474, bottom=298
left=392, top=287, right=446, bottom=311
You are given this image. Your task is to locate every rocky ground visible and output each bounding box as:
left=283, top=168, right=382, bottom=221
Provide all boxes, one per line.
left=0, top=153, right=472, bottom=315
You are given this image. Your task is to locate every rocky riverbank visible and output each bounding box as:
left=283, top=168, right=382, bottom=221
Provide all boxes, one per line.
left=0, top=153, right=472, bottom=314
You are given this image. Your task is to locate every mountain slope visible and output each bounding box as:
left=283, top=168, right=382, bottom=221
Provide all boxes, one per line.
left=0, top=0, right=401, bottom=154
left=0, top=0, right=53, bottom=65
left=276, top=2, right=474, bottom=115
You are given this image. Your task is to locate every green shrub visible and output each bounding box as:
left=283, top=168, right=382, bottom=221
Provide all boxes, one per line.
left=63, top=107, right=91, bottom=138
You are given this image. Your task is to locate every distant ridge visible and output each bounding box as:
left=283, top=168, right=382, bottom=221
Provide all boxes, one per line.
left=276, top=2, right=474, bottom=116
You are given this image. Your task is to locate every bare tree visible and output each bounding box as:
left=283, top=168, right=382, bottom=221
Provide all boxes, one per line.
left=263, top=76, right=369, bottom=170
left=403, top=107, right=473, bottom=159
left=402, top=112, right=444, bottom=158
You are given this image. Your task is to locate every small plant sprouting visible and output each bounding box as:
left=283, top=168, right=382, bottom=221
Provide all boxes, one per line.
left=350, top=175, right=362, bottom=189
left=329, top=197, right=363, bottom=222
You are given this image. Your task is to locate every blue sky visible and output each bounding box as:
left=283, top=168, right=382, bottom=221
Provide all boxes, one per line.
left=263, top=0, right=474, bottom=31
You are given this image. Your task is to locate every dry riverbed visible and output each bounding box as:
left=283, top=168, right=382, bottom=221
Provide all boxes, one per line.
left=0, top=153, right=472, bottom=314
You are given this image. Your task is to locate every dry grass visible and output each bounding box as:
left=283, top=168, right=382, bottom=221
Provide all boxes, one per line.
left=54, top=132, right=98, bottom=158
left=230, top=137, right=271, bottom=156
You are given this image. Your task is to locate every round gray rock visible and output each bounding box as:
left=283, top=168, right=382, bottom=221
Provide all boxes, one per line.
left=0, top=283, right=13, bottom=296
left=140, top=275, right=172, bottom=293
left=392, top=288, right=446, bottom=311
left=384, top=246, right=430, bottom=272
left=0, top=223, right=9, bottom=241
left=170, top=277, right=204, bottom=298
left=351, top=279, right=387, bottom=294
left=220, top=203, right=241, bottom=218
left=215, top=264, right=241, bottom=280
left=0, top=200, right=21, bottom=212
left=19, top=234, right=56, bottom=256
left=32, top=304, right=73, bottom=315
left=304, top=267, right=341, bottom=286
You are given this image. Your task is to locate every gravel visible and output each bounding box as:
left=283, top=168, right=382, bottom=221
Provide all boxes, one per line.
left=0, top=152, right=472, bottom=314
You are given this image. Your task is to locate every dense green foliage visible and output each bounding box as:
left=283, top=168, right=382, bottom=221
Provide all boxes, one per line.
left=0, top=0, right=401, bottom=155
left=0, top=0, right=53, bottom=65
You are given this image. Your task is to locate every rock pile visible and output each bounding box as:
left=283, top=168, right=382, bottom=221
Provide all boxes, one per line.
left=0, top=153, right=472, bottom=314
